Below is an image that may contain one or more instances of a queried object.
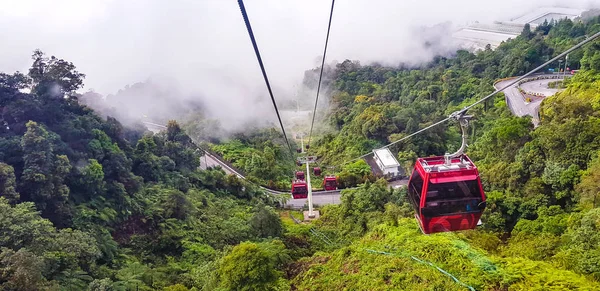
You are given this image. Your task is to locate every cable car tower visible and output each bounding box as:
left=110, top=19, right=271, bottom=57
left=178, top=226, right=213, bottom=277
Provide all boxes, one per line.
left=297, top=143, right=320, bottom=220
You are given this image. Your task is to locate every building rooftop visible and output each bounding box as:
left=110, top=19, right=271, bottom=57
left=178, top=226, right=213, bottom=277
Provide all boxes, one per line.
left=453, top=6, right=589, bottom=51
left=511, top=7, right=587, bottom=24
left=373, top=148, right=400, bottom=168
left=452, top=28, right=517, bottom=49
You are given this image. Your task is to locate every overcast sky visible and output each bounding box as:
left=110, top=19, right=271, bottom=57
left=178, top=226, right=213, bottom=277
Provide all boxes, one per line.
left=0, top=0, right=598, bottom=128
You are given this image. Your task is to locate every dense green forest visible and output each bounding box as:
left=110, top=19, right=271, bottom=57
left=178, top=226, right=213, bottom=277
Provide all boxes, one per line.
left=2, top=16, right=600, bottom=290
left=290, top=17, right=600, bottom=290
left=0, top=50, right=295, bottom=290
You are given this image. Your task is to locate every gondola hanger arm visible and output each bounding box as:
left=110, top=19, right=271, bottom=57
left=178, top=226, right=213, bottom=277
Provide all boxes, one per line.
left=444, top=111, right=473, bottom=165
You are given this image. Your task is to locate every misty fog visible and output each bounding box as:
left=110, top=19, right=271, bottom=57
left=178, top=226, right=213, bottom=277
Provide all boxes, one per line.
left=1, top=0, right=598, bottom=132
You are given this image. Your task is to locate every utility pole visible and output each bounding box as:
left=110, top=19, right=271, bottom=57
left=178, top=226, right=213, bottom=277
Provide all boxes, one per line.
left=564, top=54, right=569, bottom=76
left=558, top=59, right=563, bottom=75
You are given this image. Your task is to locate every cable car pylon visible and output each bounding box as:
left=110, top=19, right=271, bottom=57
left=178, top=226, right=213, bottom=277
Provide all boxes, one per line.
left=297, top=146, right=319, bottom=220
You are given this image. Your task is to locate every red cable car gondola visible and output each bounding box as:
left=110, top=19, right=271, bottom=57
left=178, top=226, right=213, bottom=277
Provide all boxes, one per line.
left=322, top=175, right=337, bottom=191
left=408, top=155, right=486, bottom=234
left=291, top=179, right=308, bottom=199
left=407, top=115, right=486, bottom=234
left=313, top=167, right=321, bottom=176
left=295, top=171, right=305, bottom=180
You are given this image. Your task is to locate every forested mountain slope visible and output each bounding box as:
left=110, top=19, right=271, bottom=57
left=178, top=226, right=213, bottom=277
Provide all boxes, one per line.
left=290, top=17, right=600, bottom=290
left=0, top=51, right=292, bottom=290
left=1, top=17, right=600, bottom=291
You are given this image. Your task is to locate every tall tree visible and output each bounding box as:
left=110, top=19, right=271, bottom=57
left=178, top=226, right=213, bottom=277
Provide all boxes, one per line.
left=20, top=121, right=55, bottom=205
left=521, top=23, right=534, bottom=40
left=20, top=121, right=72, bottom=224
left=0, top=163, right=19, bottom=203
left=28, top=50, right=85, bottom=97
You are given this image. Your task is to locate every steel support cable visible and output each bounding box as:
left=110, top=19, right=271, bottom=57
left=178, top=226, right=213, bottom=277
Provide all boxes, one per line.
left=346, top=117, right=451, bottom=164
left=237, top=0, right=294, bottom=155
left=307, top=0, right=336, bottom=150
left=344, top=30, right=600, bottom=165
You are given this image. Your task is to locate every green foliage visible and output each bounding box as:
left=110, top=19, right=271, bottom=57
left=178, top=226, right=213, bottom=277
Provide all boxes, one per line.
left=0, top=50, right=290, bottom=290
left=20, top=121, right=72, bottom=215
left=0, top=248, right=57, bottom=290
left=29, top=49, right=85, bottom=96
left=209, top=129, right=294, bottom=190
left=250, top=204, right=284, bottom=238
left=341, top=179, right=394, bottom=213
left=88, top=278, right=116, bottom=291
left=2, top=17, right=600, bottom=291
left=164, top=284, right=189, bottom=291
left=0, top=198, right=101, bottom=289
left=554, top=208, right=600, bottom=280
left=336, top=159, right=374, bottom=188
left=0, top=162, right=19, bottom=203
left=292, top=219, right=600, bottom=290
left=289, top=18, right=600, bottom=290
left=576, top=151, right=600, bottom=208
left=218, top=241, right=290, bottom=291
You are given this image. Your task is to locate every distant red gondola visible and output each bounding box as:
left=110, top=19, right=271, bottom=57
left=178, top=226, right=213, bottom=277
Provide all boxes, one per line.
left=291, top=179, right=308, bottom=199
left=407, top=154, right=486, bottom=234
left=313, top=167, right=321, bottom=176
left=322, top=175, right=337, bottom=191
left=295, top=171, right=305, bottom=180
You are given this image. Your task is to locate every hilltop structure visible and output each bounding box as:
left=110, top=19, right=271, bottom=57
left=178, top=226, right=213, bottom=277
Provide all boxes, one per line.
left=453, top=7, right=589, bottom=51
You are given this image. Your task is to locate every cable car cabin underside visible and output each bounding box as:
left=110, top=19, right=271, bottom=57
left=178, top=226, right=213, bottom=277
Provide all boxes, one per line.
left=408, top=154, right=486, bottom=234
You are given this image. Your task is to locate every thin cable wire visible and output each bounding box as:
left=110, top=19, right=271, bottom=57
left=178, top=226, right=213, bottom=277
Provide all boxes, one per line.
left=346, top=118, right=451, bottom=164
left=344, top=30, right=600, bottom=165
left=237, top=0, right=294, bottom=155
left=307, top=0, right=336, bottom=149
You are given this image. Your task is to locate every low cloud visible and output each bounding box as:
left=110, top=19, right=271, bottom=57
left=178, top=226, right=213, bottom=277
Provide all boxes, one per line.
left=1, top=0, right=599, bottom=132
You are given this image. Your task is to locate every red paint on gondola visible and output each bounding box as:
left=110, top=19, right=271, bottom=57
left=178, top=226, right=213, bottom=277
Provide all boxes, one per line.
left=407, top=154, right=486, bottom=234
left=291, top=179, right=308, bottom=199
left=313, top=167, right=321, bottom=176
left=322, top=175, right=337, bottom=191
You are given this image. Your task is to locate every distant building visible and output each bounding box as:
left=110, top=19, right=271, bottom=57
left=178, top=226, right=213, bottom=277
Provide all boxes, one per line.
left=453, top=6, right=589, bottom=51
left=373, top=148, right=401, bottom=176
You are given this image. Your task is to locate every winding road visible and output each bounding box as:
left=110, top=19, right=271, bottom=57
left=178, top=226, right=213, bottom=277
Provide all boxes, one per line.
left=495, top=74, right=567, bottom=126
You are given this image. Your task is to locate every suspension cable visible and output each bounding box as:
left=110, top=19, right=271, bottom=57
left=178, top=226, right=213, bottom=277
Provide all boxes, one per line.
left=307, top=0, right=336, bottom=150
left=344, top=30, right=600, bottom=165
left=237, top=0, right=294, bottom=155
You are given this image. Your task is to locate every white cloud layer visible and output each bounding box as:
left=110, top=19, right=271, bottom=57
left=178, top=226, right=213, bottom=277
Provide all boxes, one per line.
left=1, top=0, right=598, bottom=129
